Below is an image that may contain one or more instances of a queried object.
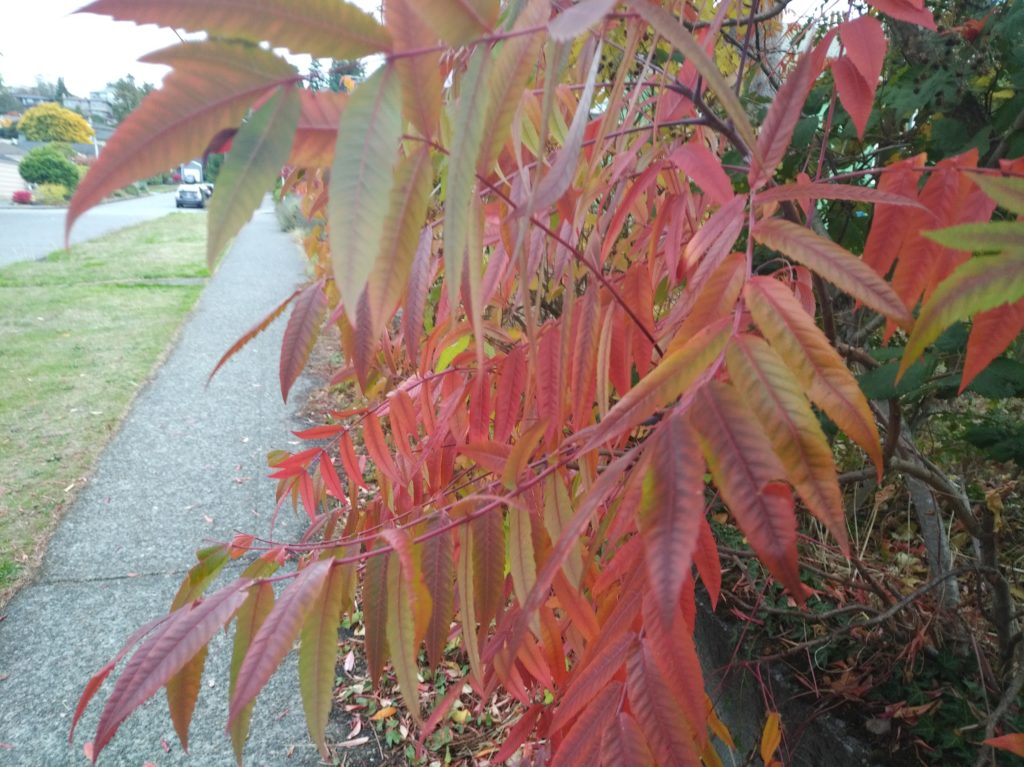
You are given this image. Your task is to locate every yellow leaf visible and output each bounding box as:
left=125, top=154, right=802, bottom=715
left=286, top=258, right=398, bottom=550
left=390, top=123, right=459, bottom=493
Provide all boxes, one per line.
left=760, top=711, right=782, bottom=765
left=371, top=706, right=398, bottom=721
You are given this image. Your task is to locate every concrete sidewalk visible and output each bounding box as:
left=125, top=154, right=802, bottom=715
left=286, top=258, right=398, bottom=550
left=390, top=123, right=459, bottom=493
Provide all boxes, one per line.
left=0, top=198, right=337, bottom=765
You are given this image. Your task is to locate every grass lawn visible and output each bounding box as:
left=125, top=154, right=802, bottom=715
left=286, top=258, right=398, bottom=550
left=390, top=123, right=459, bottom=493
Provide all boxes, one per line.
left=0, top=212, right=209, bottom=604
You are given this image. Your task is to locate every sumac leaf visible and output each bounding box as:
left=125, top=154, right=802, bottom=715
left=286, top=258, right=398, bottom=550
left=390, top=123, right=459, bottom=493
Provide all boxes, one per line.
left=279, top=280, right=328, bottom=402
left=207, top=84, right=300, bottom=266
left=78, top=0, right=392, bottom=59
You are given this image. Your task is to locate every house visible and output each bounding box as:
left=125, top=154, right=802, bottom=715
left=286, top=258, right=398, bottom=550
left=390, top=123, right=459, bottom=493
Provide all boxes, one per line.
left=179, top=160, right=203, bottom=183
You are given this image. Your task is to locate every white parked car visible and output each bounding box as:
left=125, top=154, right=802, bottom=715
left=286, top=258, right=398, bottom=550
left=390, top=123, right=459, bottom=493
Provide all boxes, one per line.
left=175, top=183, right=205, bottom=209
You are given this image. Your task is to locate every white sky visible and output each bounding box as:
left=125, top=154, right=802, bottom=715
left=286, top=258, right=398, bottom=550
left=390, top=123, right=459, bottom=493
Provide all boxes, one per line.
left=0, top=0, right=381, bottom=95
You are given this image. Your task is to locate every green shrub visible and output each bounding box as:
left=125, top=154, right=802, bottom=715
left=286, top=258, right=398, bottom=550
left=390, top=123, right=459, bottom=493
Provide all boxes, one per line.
left=274, top=194, right=309, bottom=233
left=19, top=148, right=79, bottom=190
left=39, top=142, right=76, bottom=159
left=34, top=183, right=69, bottom=205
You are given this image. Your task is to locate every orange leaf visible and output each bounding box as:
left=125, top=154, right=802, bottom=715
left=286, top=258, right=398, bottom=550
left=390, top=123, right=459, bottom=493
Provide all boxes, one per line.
left=68, top=41, right=296, bottom=240
left=409, top=0, right=498, bottom=46
left=984, top=733, right=1024, bottom=757
left=745, top=276, right=883, bottom=475
left=638, top=413, right=706, bottom=628
left=726, top=335, right=847, bottom=552
left=625, top=642, right=703, bottom=767
left=289, top=90, right=348, bottom=167
left=502, top=420, right=548, bottom=490
left=749, top=39, right=829, bottom=189
left=962, top=299, right=1024, bottom=391
left=670, top=141, right=735, bottom=205
left=833, top=16, right=886, bottom=139
left=279, top=280, right=327, bottom=402
left=70, top=615, right=171, bottom=745
left=754, top=180, right=921, bottom=208
left=550, top=682, right=623, bottom=767
left=578, top=318, right=730, bottom=450
left=753, top=218, right=913, bottom=327
left=691, top=382, right=806, bottom=602
left=208, top=288, right=300, bottom=384
left=370, top=706, right=398, bottom=721
left=601, top=712, right=657, bottom=767
left=78, top=0, right=392, bottom=59
left=551, top=632, right=636, bottom=733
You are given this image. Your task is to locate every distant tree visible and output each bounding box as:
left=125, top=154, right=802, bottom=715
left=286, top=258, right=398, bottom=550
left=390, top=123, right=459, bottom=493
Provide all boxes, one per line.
left=107, top=75, right=155, bottom=123
left=18, top=103, right=94, bottom=143
left=18, top=145, right=79, bottom=189
left=55, top=77, right=70, bottom=106
left=0, top=75, right=19, bottom=114
left=33, top=76, right=56, bottom=99
left=306, top=58, right=327, bottom=91
left=328, top=58, right=364, bottom=92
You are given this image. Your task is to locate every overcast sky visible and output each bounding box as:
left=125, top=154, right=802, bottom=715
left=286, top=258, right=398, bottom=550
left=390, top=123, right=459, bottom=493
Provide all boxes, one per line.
left=0, top=0, right=381, bottom=95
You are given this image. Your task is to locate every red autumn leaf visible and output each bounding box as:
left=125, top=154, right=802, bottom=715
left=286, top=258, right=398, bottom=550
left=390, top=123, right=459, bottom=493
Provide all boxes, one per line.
left=866, top=0, right=937, bottom=29
left=280, top=280, right=327, bottom=402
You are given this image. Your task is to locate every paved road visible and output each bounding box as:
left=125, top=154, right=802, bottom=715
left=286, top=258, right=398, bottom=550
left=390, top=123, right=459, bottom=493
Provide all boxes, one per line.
left=0, top=192, right=187, bottom=267
left=0, top=198, right=341, bottom=766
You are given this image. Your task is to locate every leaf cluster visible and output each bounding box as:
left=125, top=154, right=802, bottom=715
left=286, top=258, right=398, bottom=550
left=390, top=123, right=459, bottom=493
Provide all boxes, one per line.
left=62, top=0, right=1024, bottom=765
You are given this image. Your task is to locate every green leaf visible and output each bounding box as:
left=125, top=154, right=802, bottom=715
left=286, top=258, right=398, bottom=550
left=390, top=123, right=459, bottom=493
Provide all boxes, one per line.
left=921, top=221, right=1024, bottom=254
left=965, top=358, right=1024, bottom=399
left=207, top=85, right=300, bottom=267
left=299, top=562, right=348, bottom=758
left=228, top=560, right=333, bottom=728
left=900, top=254, right=1024, bottom=379
left=384, top=533, right=431, bottom=725
left=857, top=357, right=935, bottom=400
left=165, top=645, right=208, bottom=752
left=753, top=218, right=913, bottom=327
left=229, top=558, right=279, bottom=765
left=68, top=41, right=296, bottom=240
left=366, top=145, right=434, bottom=337
left=478, top=0, right=548, bottom=173
left=170, top=544, right=230, bottom=610
left=444, top=46, right=491, bottom=308
left=969, top=174, right=1024, bottom=216
left=78, top=0, right=392, bottom=59
left=328, top=65, right=403, bottom=317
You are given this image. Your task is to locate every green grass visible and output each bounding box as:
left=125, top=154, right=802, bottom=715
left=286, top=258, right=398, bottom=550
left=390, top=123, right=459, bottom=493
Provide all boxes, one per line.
left=0, top=213, right=209, bottom=601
